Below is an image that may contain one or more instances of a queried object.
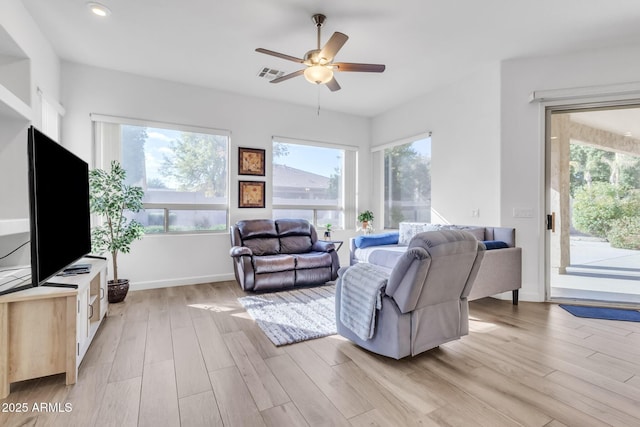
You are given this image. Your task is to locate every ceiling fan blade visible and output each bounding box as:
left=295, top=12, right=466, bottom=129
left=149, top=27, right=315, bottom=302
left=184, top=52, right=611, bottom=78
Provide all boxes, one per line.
left=319, top=32, right=349, bottom=61
left=326, top=76, right=341, bottom=92
left=270, top=69, right=305, bottom=84
left=333, top=62, right=386, bottom=73
left=255, top=48, right=303, bottom=63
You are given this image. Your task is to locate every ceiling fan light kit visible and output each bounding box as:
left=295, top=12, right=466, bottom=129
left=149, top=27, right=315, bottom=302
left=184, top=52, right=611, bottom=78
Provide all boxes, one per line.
left=256, top=13, right=385, bottom=92
left=304, top=65, right=333, bottom=84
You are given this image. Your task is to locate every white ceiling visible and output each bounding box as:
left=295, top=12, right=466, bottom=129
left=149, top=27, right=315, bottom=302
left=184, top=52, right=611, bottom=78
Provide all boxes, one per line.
left=21, top=0, right=640, bottom=118
left=571, top=107, right=640, bottom=140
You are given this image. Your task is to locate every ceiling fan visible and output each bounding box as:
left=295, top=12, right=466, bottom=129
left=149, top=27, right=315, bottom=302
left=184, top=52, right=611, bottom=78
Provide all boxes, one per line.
left=255, top=14, right=385, bottom=91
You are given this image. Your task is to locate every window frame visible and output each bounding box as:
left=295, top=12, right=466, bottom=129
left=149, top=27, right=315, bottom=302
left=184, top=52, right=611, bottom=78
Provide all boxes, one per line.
left=91, top=114, right=231, bottom=234
left=271, top=136, right=358, bottom=230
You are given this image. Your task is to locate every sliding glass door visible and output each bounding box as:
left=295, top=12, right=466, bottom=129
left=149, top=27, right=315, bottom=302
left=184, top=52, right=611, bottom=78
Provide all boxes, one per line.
left=546, top=105, right=640, bottom=304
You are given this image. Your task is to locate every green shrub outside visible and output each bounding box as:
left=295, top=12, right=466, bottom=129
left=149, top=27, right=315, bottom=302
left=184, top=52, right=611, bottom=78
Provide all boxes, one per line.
left=607, top=217, right=640, bottom=249
left=572, top=182, right=640, bottom=239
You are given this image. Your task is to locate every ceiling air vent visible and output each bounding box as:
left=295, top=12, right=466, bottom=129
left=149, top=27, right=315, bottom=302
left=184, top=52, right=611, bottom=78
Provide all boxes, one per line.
left=257, top=67, right=284, bottom=81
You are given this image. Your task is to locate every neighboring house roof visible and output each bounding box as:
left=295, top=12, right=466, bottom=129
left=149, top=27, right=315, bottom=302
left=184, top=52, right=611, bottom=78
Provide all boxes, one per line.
left=273, top=164, right=329, bottom=190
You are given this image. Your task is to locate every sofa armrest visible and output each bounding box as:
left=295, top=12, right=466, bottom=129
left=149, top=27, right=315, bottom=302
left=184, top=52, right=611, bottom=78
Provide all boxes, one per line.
left=312, top=240, right=335, bottom=253
left=230, top=246, right=253, bottom=257
left=468, top=246, right=521, bottom=300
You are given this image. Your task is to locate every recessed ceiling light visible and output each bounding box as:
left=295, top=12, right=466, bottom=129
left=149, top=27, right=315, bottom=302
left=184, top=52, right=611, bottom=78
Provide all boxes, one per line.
left=87, top=2, right=111, bottom=17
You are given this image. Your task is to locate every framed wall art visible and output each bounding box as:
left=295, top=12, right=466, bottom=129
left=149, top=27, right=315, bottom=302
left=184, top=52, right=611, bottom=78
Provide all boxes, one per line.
left=238, top=147, right=265, bottom=176
left=238, top=180, right=265, bottom=208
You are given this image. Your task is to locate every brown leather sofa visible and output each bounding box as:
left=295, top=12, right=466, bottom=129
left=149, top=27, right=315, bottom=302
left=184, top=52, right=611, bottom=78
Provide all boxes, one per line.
left=229, top=219, right=339, bottom=291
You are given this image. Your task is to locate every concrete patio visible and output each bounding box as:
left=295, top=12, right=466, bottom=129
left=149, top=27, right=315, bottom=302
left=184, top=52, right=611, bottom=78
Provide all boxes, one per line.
left=550, top=237, right=640, bottom=304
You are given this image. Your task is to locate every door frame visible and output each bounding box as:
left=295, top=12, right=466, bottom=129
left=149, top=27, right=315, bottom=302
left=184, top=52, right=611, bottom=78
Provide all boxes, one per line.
left=544, top=99, right=640, bottom=301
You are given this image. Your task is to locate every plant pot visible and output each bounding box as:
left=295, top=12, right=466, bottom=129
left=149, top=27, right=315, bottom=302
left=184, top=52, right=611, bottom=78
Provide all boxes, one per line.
left=361, top=221, right=368, bottom=230
left=108, top=279, right=130, bottom=303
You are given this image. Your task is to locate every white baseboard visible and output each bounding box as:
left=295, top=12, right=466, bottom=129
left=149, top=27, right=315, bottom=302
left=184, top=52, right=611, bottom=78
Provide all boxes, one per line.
left=475, top=289, right=544, bottom=303
left=129, top=273, right=236, bottom=291
left=518, top=289, right=545, bottom=302
left=493, top=289, right=544, bottom=303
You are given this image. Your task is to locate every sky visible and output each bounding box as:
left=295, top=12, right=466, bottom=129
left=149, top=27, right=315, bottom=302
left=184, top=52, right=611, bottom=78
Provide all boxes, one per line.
left=273, top=142, right=342, bottom=177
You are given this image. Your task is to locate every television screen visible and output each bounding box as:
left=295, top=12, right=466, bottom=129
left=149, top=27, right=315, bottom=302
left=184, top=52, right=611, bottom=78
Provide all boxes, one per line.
left=27, top=126, right=91, bottom=286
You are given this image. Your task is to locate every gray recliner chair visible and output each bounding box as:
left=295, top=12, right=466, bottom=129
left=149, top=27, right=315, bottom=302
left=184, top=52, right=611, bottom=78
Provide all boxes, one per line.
left=335, top=230, right=485, bottom=359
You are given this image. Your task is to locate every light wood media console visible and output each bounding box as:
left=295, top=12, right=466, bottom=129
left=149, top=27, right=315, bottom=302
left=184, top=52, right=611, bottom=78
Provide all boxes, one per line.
left=0, top=257, right=108, bottom=398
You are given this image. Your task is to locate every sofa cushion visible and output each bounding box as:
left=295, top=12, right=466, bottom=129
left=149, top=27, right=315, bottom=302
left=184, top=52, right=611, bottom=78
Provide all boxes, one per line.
left=482, top=240, right=509, bottom=250
left=254, top=254, right=296, bottom=273
left=237, top=219, right=278, bottom=239
left=244, top=237, right=280, bottom=256
left=280, top=236, right=313, bottom=254
left=354, top=232, right=399, bottom=249
left=399, top=222, right=487, bottom=245
left=276, top=219, right=312, bottom=237
left=399, top=223, right=442, bottom=245
left=295, top=252, right=332, bottom=269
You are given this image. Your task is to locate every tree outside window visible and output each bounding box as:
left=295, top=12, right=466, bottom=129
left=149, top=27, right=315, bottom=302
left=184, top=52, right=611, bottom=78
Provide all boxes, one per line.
left=570, top=143, right=640, bottom=249
left=384, top=137, right=431, bottom=229
left=119, top=123, right=229, bottom=233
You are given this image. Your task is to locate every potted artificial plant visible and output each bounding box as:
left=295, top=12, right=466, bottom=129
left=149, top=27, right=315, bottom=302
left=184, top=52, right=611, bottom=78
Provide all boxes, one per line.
left=324, top=223, right=332, bottom=240
left=89, top=160, right=145, bottom=303
left=358, top=210, right=374, bottom=233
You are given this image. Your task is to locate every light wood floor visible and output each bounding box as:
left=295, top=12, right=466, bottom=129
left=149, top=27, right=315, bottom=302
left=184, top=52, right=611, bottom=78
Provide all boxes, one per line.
left=2, top=281, right=640, bottom=427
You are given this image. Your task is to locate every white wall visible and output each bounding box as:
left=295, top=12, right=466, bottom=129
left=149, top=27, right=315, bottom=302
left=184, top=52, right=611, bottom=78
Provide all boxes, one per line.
left=371, top=62, right=502, bottom=227
left=501, top=45, right=640, bottom=301
left=0, top=0, right=61, bottom=219
left=0, top=0, right=60, bottom=266
left=373, top=46, right=640, bottom=303
left=0, top=0, right=61, bottom=114
left=61, top=62, right=370, bottom=289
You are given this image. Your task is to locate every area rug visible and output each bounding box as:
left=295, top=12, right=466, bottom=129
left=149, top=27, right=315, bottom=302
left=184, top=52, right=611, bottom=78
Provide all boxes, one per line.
left=238, top=285, right=337, bottom=346
left=560, top=304, right=640, bottom=322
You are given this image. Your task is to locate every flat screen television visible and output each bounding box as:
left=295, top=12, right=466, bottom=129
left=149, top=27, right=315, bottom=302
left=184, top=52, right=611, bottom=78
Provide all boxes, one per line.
left=27, top=126, right=91, bottom=288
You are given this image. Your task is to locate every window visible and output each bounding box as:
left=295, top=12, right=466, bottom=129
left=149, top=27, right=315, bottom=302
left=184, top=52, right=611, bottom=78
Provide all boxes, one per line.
left=93, top=116, right=229, bottom=233
left=383, top=136, right=431, bottom=228
left=272, top=138, right=357, bottom=230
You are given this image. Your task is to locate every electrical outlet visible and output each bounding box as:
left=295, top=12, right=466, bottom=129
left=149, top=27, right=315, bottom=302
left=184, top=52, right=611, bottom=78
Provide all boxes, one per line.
left=471, top=208, right=480, bottom=218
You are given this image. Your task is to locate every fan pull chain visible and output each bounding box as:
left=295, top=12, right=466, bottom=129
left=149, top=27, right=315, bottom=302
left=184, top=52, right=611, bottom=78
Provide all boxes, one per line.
left=317, top=87, right=321, bottom=116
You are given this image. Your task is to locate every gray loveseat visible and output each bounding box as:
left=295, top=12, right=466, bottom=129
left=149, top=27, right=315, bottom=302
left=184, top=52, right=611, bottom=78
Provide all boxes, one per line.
left=350, top=222, right=522, bottom=304
left=230, top=219, right=339, bottom=291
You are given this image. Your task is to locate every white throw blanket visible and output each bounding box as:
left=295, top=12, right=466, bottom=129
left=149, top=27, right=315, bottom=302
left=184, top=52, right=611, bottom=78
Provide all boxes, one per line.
left=340, top=263, right=389, bottom=340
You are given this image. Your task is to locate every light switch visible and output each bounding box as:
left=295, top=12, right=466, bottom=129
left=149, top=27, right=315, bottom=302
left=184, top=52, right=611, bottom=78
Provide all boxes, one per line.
left=513, top=208, right=534, bottom=218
